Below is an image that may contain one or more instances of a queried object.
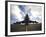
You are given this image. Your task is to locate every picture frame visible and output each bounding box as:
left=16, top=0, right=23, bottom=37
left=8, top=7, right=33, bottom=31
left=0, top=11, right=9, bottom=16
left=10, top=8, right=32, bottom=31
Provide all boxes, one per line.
left=5, top=1, right=45, bottom=36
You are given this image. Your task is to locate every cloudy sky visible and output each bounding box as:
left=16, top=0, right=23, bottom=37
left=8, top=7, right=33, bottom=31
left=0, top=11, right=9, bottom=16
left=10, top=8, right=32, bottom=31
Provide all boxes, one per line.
left=10, top=4, right=42, bottom=24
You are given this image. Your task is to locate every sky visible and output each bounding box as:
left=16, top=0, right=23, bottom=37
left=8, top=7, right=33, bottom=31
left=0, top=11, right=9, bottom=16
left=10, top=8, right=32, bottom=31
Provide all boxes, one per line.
left=10, top=4, right=42, bottom=24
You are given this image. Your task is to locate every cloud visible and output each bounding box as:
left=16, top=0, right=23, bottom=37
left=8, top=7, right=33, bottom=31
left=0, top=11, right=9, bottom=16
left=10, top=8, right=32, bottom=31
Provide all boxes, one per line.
left=19, top=5, right=26, bottom=13
left=10, top=5, right=42, bottom=24
left=25, top=5, right=42, bottom=23
left=10, top=5, right=25, bottom=24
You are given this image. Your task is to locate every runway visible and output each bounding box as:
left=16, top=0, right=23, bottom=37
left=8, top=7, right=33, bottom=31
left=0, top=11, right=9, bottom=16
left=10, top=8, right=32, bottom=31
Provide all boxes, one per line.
left=11, top=23, right=42, bottom=32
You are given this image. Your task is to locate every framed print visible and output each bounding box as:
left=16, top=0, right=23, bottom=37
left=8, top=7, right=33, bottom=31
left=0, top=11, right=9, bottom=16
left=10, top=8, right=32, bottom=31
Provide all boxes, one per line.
left=5, top=1, right=45, bottom=36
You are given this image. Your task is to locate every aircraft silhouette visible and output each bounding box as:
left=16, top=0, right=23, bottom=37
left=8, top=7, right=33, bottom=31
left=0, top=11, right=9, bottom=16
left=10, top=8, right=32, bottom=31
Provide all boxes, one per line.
left=13, top=14, right=38, bottom=25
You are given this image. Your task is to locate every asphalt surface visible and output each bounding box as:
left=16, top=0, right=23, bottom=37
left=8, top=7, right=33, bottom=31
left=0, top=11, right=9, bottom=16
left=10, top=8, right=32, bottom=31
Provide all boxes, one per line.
left=11, top=23, right=42, bottom=32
